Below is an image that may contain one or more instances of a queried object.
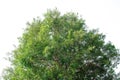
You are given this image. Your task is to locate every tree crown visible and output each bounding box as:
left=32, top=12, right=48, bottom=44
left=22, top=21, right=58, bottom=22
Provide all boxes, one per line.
left=3, top=9, right=120, bottom=80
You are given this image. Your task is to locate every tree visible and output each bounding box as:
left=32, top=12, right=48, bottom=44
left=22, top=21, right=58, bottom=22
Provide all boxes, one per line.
left=3, top=9, right=120, bottom=80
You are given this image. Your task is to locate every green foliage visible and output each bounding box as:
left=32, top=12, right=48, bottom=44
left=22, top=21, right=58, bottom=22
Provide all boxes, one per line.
left=3, top=9, right=119, bottom=80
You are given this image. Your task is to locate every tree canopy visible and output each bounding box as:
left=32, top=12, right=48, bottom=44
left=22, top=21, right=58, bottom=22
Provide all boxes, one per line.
left=3, top=9, right=120, bottom=80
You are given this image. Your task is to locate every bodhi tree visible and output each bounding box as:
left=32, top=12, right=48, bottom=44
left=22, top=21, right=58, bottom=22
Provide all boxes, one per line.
left=3, top=9, right=120, bottom=80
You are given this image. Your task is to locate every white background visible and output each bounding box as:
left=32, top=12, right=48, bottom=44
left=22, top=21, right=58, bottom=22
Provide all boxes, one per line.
left=0, top=0, right=120, bottom=78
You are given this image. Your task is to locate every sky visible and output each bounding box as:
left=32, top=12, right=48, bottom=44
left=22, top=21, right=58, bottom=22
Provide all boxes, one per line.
left=0, top=0, right=120, bottom=78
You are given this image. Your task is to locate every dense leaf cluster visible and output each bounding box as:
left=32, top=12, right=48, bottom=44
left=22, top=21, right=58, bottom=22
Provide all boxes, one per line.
left=3, top=9, right=119, bottom=80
